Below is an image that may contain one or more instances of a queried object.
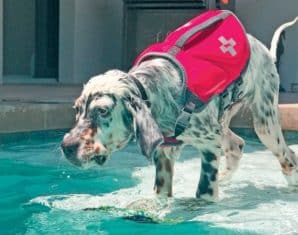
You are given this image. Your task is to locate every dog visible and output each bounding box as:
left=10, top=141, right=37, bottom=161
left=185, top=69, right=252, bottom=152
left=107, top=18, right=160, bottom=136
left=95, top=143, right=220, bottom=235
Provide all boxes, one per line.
left=61, top=12, right=298, bottom=202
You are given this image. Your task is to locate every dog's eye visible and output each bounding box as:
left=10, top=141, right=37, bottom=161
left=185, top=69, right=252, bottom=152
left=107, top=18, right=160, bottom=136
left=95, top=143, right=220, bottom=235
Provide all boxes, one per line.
left=92, top=107, right=110, bottom=118
left=98, top=108, right=109, bottom=117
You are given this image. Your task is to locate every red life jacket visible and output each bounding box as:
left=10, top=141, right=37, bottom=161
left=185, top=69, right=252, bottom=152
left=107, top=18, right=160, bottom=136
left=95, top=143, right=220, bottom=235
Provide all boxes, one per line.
left=134, top=10, right=250, bottom=103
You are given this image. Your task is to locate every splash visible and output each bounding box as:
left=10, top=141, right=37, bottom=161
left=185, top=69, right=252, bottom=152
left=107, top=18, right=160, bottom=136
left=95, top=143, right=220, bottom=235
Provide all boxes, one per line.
left=29, top=145, right=298, bottom=234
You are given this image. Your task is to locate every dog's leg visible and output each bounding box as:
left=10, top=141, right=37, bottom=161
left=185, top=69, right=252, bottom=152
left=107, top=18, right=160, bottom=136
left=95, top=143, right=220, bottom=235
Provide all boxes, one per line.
left=220, top=129, right=245, bottom=182
left=251, top=82, right=298, bottom=187
left=154, top=146, right=181, bottom=197
left=196, top=146, right=221, bottom=201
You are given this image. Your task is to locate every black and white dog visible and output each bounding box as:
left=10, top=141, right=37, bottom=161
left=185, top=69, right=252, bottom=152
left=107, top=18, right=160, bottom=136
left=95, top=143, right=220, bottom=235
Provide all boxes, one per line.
left=61, top=17, right=298, bottom=202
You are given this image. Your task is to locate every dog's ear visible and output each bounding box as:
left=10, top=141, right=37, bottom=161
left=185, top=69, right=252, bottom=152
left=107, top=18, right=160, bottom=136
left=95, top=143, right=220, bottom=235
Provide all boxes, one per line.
left=124, top=96, right=163, bottom=161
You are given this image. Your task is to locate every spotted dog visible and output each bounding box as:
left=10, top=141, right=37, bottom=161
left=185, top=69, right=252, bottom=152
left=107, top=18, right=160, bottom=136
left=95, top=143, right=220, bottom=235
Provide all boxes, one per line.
left=61, top=17, right=298, bottom=202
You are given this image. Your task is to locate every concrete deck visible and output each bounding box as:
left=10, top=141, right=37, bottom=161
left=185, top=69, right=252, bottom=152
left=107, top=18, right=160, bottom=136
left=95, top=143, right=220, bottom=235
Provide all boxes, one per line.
left=0, top=85, right=297, bottom=133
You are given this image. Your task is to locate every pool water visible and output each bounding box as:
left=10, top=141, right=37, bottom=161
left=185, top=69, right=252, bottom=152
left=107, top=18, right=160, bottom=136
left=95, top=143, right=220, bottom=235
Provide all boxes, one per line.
left=1, top=130, right=298, bottom=235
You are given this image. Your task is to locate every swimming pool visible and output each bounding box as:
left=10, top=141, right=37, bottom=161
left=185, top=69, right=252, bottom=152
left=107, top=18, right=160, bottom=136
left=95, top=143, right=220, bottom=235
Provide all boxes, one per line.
left=1, top=130, right=298, bottom=235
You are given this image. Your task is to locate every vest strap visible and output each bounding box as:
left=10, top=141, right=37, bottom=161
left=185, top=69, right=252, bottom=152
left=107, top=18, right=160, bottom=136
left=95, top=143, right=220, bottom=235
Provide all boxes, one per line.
left=174, top=89, right=205, bottom=138
left=129, top=75, right=151, bottom=107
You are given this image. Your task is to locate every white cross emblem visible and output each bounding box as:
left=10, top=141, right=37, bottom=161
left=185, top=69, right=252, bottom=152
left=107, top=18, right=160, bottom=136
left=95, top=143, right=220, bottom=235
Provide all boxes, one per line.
left=218, top=36, right=237, bottom=56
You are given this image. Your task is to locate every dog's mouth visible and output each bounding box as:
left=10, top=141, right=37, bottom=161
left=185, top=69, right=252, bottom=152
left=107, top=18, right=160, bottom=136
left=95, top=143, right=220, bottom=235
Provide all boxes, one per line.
left=93, top=155, right=108, bottom=165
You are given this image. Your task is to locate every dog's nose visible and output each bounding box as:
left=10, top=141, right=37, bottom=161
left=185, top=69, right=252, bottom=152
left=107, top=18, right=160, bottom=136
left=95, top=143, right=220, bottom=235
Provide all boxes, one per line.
left=61, top=141, right=79, bottom=156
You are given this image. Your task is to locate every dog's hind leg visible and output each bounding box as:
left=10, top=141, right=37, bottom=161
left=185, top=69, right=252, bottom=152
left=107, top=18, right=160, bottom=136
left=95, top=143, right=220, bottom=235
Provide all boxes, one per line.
left=220, top=129, right=245, bottom=182
left=219, top=102, right=245, bottom=182
left=154, top=146, right=181, bottom=197
left=251, top=72, right=298, bottom=187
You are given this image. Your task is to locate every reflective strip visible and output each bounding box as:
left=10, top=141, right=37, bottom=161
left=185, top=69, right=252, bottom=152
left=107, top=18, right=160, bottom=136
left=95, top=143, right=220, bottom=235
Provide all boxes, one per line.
left=175, top=10, right=232, bottom=48
left=134, top=52, right=187, bottom=100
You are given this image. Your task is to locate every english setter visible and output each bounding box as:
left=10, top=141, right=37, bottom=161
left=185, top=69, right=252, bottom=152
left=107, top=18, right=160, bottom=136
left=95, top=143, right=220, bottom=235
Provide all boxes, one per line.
left=61, top=17, right=298, bottom=202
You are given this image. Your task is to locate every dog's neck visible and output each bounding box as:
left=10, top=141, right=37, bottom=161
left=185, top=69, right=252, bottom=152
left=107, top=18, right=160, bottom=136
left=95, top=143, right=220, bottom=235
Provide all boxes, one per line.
left=129, top=58, right=184, bottom=135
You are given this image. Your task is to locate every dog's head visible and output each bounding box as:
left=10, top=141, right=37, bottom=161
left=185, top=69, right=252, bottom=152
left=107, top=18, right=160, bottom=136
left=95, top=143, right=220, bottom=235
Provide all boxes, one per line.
left=61, top=70, right=163, bottom=167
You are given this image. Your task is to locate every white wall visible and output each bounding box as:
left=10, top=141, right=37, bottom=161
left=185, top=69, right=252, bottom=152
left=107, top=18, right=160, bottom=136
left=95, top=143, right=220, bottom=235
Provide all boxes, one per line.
left=236, top=0, right=298, bottom=92
left=59, top=0, right=123, bottom=84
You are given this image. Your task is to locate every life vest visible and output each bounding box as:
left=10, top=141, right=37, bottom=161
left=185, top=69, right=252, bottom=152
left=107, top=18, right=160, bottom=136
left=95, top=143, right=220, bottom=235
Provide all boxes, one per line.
left=134, top=10, right=250, bottom=103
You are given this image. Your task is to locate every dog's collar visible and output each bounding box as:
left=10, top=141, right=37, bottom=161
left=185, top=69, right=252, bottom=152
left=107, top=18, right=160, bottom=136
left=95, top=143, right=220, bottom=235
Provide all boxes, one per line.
left=129, top=75, right=151, bottom=107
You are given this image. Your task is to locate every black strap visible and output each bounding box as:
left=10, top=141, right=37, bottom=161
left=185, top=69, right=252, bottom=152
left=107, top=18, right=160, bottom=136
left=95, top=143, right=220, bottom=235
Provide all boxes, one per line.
left=129, top=75, right=151, bottom=107
left=174, top=90, right=205, bottom=137
left=128, top=77, right=205, bottom=139
left=218, top=76, right=244, bottom=120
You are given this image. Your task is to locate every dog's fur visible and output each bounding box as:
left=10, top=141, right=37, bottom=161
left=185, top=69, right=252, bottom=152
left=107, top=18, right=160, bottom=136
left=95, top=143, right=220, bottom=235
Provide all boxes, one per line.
left=61, top=17, right=298, bottom=201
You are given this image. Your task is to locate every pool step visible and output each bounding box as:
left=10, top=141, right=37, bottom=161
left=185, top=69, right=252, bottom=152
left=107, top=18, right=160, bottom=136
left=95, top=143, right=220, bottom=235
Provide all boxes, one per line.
left=0, top=84, right=297, bottom=133
left=0, top=102, right=75, bottom=133
left=0, top=102, right=297, bottom=134
left=231, top=104, right=298, bottom=131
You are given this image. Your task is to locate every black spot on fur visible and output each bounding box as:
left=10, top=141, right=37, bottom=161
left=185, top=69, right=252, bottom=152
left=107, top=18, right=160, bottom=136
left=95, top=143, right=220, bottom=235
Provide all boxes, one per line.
left=266, top=92, right=274, bottom=104
left=102, top=122, right=110, bottom=128
left=202, top=129, right=209, bottom=136
left=209, top=172, right=217, bottom=181
left=121, top=109, right=133, bottom=129
left=260, top=117, right=266, bottom=125
left=155, top=177, right=165, bottom=188
left=277, top=137, right=280, bottom=144
left=207, top=188, right=214, bottom=195
left=205, top=136, right=214, bottom=141
left=198, top=174, right=210, bottom=196
left=265, top=110, right=271, bottom=117
left=192, top=131, right=201, bottom=138
left=194, top=121, right=202, bottom=129
left=156, top=161, right=163, bottom=172
left=165, top=159, right=172, bottom=173
left=203, top=151, right=216, bottom=162
left=201, top=163, right=218, bottom=181
left=272, top=110, right=276, bottom=116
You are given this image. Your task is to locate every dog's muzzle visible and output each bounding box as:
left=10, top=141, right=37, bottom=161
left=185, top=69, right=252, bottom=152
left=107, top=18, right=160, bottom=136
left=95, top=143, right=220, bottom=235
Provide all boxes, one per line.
left=61, top=133, right=109, bottom=167
left=61, top=135, right=82, bottom=166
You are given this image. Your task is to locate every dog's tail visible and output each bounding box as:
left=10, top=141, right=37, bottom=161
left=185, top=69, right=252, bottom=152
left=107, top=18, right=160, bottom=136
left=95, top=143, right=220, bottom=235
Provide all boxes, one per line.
left=270, top=16, right=298, bottom=62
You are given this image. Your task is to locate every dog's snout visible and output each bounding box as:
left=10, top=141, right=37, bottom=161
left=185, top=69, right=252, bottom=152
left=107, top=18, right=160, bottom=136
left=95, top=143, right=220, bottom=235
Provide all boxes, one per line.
left=61, top=134, right=80, bottom=157
left=61, top=141, right=79, bottom=156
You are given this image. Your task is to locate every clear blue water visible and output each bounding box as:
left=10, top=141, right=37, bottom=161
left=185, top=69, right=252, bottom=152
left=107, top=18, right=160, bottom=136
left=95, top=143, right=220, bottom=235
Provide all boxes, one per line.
left=1, top=130, right=298, bottom=235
